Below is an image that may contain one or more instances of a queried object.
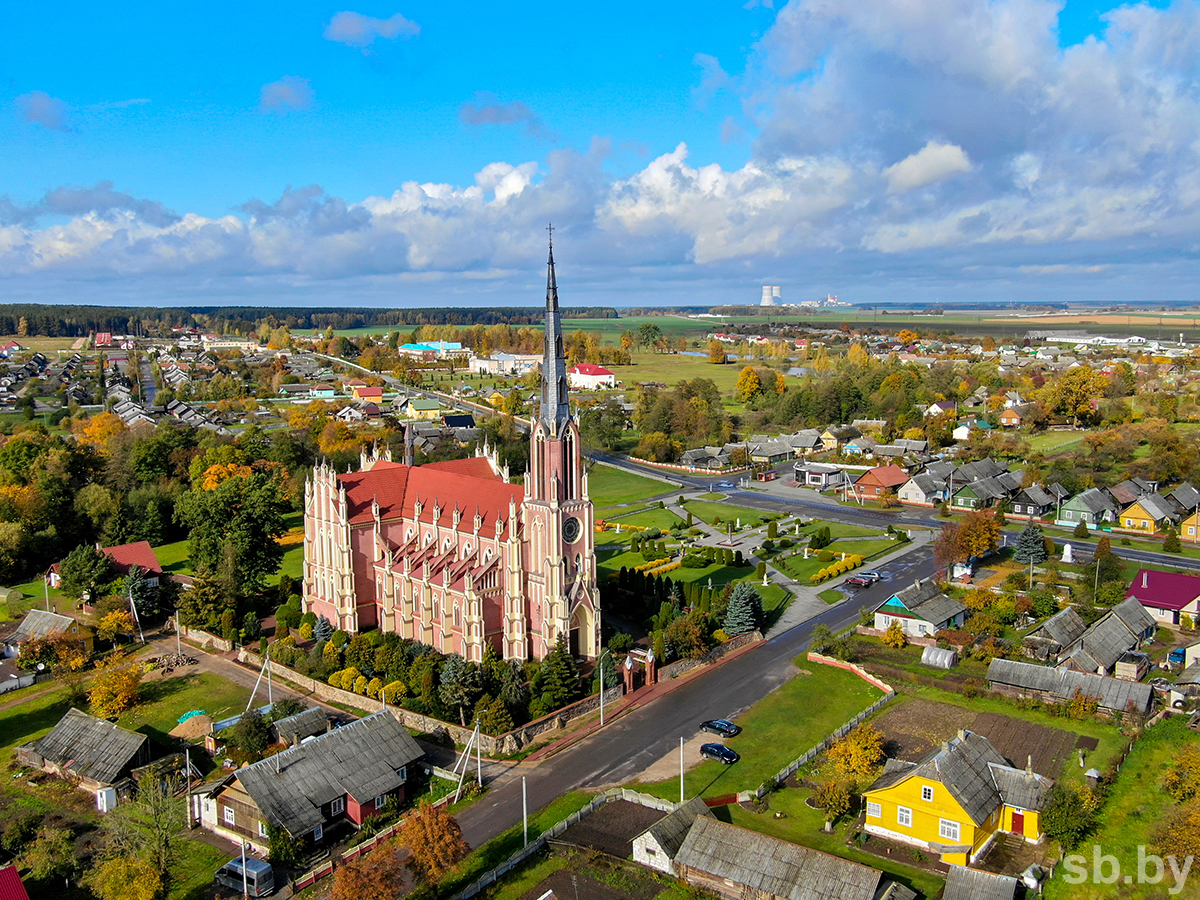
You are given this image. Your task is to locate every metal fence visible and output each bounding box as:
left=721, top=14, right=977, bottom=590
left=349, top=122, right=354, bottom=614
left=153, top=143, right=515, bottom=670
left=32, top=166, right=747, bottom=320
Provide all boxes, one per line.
left=0, top=672, right=50, bottom=695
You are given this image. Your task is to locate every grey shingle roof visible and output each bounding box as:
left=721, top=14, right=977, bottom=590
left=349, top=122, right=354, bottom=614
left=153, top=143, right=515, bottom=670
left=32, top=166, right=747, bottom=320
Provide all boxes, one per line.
left=1033, top=607, right=1087, bottom=648
left=1016, top=485, right=1056, bottom=508
left=1171, top=482, right=1200, bottom=512
left=986, top=658, right=1154, bottom=712
left=907, top=590, right=968, bottom=628
left=1069, top=488, right=1120, bottom=516
left=236, top=711, right=424, bottom=837
left=943, top=865, right=1018, bottom=900
left=9, top=610, right=79, bottom=644
left=675, top=817, right=882, bottom=900
left=31, top=707, right=149, bottom=785
left=1068, top=611, right=1144, bottom=671
left=271, top=707, right=328, bottom=744
left=1109, top=597, right=1156, bottom=636
left=1176, top=662, right=1200, bottom=687
left=637, top=796, right=714, bottom=859
left=904, top=473, right=945, bottom=497
left=1127, top=492, right=1181, bottom=522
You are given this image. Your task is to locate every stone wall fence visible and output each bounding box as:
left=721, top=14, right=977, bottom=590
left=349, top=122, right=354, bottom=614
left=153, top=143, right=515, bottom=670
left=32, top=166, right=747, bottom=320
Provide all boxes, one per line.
left=657, top=630, right=762, bottom=681
left=233, top=647, right=623, bottom=756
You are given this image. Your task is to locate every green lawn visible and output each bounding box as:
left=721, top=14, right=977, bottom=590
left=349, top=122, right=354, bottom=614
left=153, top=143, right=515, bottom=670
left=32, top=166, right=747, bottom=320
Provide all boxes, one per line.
left=682, top=499, right=766, bottom=527
left=1026, top=431, right=1092, bottom=453
left=1043, top=715, right=1199, bottom=900
left=589, top=463, right=673, bottom=511
left=154, top=538, right=192, bottom=573
left=818, top=589, right=844, bottom=604
left=438, top=791, right=594, bottom=898
left=776, top=538, right=904, bottom=583
left=607, top=351, right=749, bottom=394
left=631, top=661, right=884, bottom=800
left=173, top=840, right=238, bottom=900
left=0, top=576, right=65, bottom=622
left=611, top=507, right=683, bottom=532
left=796, top=520, right=884, bottom=539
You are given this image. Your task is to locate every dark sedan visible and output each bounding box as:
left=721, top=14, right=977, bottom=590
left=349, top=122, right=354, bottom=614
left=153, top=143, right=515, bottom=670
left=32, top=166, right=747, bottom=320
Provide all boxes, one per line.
left=700, top=719, right=741, bottom=737
left=700, top=743, right=739, bottom=765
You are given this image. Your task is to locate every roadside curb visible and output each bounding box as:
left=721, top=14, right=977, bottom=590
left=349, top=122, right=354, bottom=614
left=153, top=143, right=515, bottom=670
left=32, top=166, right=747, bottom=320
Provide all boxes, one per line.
left=524, top=636, right=765, bottom=763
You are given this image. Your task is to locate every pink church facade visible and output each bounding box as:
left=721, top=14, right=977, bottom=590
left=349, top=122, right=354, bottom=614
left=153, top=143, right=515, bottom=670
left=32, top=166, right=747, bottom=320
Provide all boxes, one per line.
left=302, top=242, right=600, bottom=662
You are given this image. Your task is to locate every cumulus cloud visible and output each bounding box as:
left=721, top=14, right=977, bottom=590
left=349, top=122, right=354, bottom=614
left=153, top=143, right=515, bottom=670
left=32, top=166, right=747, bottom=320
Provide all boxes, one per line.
left=7, top=0, right=1200, bottom=304
left=259, top=77, right=314, bottom=113
left=324, top=10, right=419, bottom=49
left=883, top=141, right=972, bottom=193
left=459, top=93, right=556, bottom=142
left=692, top=53, right=731, bottom=107
left=0, top=181, right=180, bottom=228
left=17, top=91, right=69, bottom=131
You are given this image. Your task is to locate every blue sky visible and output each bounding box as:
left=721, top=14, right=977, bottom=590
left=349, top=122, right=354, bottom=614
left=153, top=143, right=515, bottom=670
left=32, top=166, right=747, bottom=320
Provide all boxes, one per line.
left=2, top=0, right=1197, bottom=308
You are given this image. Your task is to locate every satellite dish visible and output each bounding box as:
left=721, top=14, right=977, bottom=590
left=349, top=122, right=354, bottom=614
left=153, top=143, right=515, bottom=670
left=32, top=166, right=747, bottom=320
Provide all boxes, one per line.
left=35, top=663, right=45, bottom=672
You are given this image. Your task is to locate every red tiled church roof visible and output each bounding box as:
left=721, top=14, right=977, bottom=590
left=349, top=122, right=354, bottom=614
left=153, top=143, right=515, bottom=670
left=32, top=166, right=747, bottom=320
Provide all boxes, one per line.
left=340, top=458, right=522, bottom=538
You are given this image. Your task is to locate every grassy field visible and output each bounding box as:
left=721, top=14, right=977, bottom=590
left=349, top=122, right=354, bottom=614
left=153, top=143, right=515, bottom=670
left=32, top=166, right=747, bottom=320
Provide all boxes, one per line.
left=1043, top=715, right=1200, bottom=900
left=607, top=351, right=749, bottom=394
left=589, top=463, right=673, bottom=511
left=631, top=661, right=883, bottom=801
left=438, top=791, right=594, bottom=898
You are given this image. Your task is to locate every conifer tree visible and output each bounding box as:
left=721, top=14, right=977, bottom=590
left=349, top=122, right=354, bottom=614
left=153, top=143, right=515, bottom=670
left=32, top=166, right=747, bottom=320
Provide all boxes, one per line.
left=1013, top=520, right=1048, bottom=565
left=723, top=581, right=763, bottom=636
left=313, top=615, right=333, bottom=644
left=539, top=635, right=580, bottom=708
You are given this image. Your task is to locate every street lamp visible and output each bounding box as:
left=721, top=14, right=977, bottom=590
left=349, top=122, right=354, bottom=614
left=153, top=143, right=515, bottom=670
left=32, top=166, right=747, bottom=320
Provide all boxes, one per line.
left=598, top=649, right=613, bottom=726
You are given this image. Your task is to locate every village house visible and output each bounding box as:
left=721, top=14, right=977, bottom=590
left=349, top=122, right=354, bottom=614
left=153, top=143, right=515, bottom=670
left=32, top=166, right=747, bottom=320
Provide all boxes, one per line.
left=786, top=429, right=823, bottom=456
left=819, top=425, right=860, bottom=452
left=17, top=708, right=154, bottom=799
left=1170, top=482, right=1200, bottom=517
left=632, top=796, right=714, bottom=874
left=1023, top=607, right=1087, bottom=660
left=1055, top=487, right=1120, bottom=530
left=898, top=472, right=950, bottom=507
left=845, top=464, right=909, bottom=500
left=943, top=866, right=1018, bottom=900
left=673, top=816, right=912, bottom=900
left=2, top=609, right=95, bottom=658
left=395, top=397, right=442, bottom=420
left=1106, top=477, right=1157, bottom=507
left=986, top=658, right=1154, bottom=716
left=1009, top=484, right=1060, bottom=519
left=567, top=363, right=616, bottom=390
left=793, top=462, right=844, bottom=489
left=873, top=581, right=968, bottom=638
left=48, top=540, right=164, bottom=590
left=195, top=711, right=424, bottom=854
left=925, top=400, right=957, bottom=418
left=1118, top=492, right=1182, bottom=534
left=1126, top=568, right=1200, bottom=625
left=1056, top=598, right=1155, bottom=679
left=862, top=729, right=1052, bottom=866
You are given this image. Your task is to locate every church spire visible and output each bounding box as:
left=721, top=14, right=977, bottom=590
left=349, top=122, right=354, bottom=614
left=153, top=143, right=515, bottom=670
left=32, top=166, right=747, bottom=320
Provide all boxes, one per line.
left=540, top=225, right=570, bottom=433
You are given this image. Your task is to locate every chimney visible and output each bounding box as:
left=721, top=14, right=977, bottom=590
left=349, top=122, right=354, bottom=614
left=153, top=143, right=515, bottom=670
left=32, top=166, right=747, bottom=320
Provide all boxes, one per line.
left=1143, top=571, right=1148, bottom=589
left=957, top=728, right=966, bottom=741
left=1026, top=755, right=1032, bottom=775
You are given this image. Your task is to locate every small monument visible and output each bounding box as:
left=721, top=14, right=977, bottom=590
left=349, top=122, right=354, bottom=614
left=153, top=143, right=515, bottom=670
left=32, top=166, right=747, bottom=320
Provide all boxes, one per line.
left=1062, top=542, right=1073, bottom=564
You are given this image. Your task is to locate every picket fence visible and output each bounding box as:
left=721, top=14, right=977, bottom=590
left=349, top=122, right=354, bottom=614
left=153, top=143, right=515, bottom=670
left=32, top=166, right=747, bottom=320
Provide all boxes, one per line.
left=452, top=788, right=675, bottom=900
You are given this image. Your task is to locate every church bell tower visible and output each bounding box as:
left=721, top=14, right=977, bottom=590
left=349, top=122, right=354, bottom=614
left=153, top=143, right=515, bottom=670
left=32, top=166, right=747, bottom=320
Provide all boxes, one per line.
left=518, top=227, right=600, bottom=660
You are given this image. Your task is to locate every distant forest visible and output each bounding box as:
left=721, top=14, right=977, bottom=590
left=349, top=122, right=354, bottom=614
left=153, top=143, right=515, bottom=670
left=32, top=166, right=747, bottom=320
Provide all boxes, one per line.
left=0, top=304, right=620, bottom=337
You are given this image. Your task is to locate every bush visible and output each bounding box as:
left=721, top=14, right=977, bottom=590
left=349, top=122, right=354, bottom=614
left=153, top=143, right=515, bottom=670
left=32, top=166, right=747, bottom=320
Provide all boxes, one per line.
left=298, top=622, right=314, bottom=640
left=1073, top=520, right=1090, bottom=538
left=331, top=629, right=350, bottom=648
left=817, top=549, right=834, bottom=562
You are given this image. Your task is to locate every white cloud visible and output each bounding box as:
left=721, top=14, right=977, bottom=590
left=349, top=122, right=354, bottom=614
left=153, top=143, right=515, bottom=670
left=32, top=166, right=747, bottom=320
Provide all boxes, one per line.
left=259, top=77, right=314, bottom=113
left=323, top=11, right=419, bottom=49
left=883, top=141, right=972, bottom=193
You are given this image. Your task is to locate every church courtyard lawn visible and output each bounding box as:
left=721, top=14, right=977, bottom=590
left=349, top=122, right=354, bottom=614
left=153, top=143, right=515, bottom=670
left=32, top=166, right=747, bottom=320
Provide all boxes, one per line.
left=589, top=464, right=674, bottom=511
left=794, top=520, right=883, bottom=539
left=607, top=507, right=683, bottom=532
left=629, top=661, right=883, bottom=803
left=680, top=499, right=766, bottom=527
left=774, top=538, right=904, bottom=583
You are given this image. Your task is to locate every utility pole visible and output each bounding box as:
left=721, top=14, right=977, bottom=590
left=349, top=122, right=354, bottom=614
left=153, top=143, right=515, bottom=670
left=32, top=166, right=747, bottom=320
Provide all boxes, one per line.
left=522, top=776, right=528, bottom=848
left=680, top=737, right=685, bottom=803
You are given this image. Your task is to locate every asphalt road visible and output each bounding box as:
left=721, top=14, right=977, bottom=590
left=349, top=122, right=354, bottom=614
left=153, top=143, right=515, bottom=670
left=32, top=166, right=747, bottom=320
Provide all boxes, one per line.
left=455, top=545, right=934, bottom=851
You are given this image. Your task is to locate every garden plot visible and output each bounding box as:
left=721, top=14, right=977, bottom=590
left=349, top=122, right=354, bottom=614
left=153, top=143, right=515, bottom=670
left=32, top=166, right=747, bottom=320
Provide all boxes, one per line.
left=552, top=799, right=667, bottom=858
left=873, top=699, right=1083, bottom=779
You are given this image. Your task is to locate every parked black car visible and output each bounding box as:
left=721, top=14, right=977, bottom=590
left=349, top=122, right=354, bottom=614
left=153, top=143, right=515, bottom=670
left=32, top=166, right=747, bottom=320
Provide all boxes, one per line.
left=700, top=719, right=741, bottom=737
left=700, top=743, right=739, bottom=765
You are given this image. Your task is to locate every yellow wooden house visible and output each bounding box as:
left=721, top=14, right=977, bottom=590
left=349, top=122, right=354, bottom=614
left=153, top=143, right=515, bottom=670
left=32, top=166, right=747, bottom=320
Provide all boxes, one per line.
left=862, top=730, right=1051, bottom=866
left=1119, top=494, right=1181, bottom=536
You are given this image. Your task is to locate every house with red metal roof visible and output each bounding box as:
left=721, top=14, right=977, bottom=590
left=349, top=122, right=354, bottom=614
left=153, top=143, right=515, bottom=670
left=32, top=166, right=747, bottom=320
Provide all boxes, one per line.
left=1126, top=568, right=1200, bottom=625
left=0, top=866, right=29, bottom=900
left=567, top=363, right=615, bottom=390
left=47, top=540, right=163, bottom=589
left=303, top=241, right=600, bottom=664
left=845, top=464, right=910, bottom=501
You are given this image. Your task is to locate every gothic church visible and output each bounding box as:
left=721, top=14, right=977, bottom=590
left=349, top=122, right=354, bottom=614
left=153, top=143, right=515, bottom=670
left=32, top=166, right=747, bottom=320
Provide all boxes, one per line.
left=302, top=239, right=600, bottom=661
